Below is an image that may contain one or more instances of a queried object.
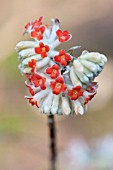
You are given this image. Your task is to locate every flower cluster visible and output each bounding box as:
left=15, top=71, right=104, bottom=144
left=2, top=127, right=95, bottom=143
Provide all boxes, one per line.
left=16, top=16, right=107, bottom=115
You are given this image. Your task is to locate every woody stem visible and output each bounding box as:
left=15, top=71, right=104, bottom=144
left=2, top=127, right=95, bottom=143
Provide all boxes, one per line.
left=48, top=115, right=57, bottom=170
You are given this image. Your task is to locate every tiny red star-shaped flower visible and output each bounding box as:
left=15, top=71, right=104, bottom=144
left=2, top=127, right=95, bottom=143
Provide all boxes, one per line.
left=31, top=25, right=46, bottom=40
left=54, top=50, right=72, bottom=66
left=50, top=76, right=67, bottom=95
left=31, top=73, right=46, bottom=90
left=68, top=86, right=84, bottom=100
left=84, top=93, right=96, bottom=105
left=25, top=96, right=39, bottom=108
left=24, top=16, right=43, bottom=30
left=56, top=29, right=71, bottom=42
left=28, top=59, right=37, bottom=73
left=45, top=64, right=60, bottom=79
left=32, top=16, right=44, bottom=29
left=35, top=42, right=50, bottom=58
left=86, top=82, right=98, bottom=93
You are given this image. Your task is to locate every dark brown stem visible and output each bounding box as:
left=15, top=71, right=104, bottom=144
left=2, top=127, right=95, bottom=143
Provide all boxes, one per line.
left=48, top=115, right=57, bottom=170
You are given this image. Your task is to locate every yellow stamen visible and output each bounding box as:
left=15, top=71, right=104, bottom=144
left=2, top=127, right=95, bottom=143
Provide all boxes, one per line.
left=61, top=55, right=65, bottom=60
left=37, top=31, right=41, bottom=36
left=56, top=83, right=61, bottom=88
left=73, top=90, right=78, bottom=95
left=42, top=47, right=46, bottom=52
left=61, top=36, right=65, bottom=40
left=53, top=69, right=57, bottom=73
left=38, top=79, right=42, bottom=85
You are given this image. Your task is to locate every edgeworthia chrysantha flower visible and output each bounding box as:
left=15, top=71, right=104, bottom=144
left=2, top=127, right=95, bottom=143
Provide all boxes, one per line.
left=15, top=16, right=107, bottom=116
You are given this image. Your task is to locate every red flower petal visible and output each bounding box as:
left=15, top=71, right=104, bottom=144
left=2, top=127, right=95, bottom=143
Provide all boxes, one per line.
left=75, top=86, right=81, bottom=90
left=39, top=16, right=44, bottom=22
left=50, top=72, right=57, bottom=79
left=31, top=31, right=37, bottom=38
left=39, top=42, right=44, bottom=47
left=35, top=47, right=41, bottom=54
left=63, top=30, right=68, bottom=35
left=41, top=83, right=46, bottom=90
left=56, top=29, right=62, bottom=36
left=41, top=52, right=47, bottom=58
left=71, top=94, right=78, bottom=100
left=46, top=67, right=52, bottom=74
left=54, top=55, right=61, bottom=62
left=53, top=86, right=61, bottom=95
left=61, top=84, right=67, bottom=92
left=60, top=59, right=67, bottom=66
left=65, top=54, right=72, bottom=61
left=59, top=50, right=65, bottom=55
left=50, top=81, right=56, bottom=89
left=56, top=76, right=64, bottom=83
left=40, top=25, right=46, bottom=32
left=52, top=64, right=59, bottom=70
left=45, top=45, right=50, bottom=52
left=25, top=22, right=30, bottom=29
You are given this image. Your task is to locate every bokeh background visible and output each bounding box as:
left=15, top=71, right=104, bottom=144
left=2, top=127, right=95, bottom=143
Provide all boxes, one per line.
left=0, top=0, right=113, bottom=169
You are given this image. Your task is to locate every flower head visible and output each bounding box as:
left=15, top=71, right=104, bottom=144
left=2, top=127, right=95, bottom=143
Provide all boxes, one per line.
left=56, top=29, right=71, bottom=42
left=54, top=50, right=72, bottom=66
left=31, top=73, right=46, bottom=90
left=68, top=86, right=84, bottom=100
left=45, top=64, right=60, bottom=79
left=35, top=42, right=50, bottom=58
left=28, top=59, right=37, bottom=73
left=31, top=25, right=46, bottom=40
left=16, top=16, right=107, bottom=115
left=50, top=76, right=67, bottom=95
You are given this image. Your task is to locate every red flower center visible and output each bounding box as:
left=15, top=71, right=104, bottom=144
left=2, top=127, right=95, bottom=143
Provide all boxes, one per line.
left=61, top=36, right=65, bottom=40
left=55, top=83, right=62, bottom=88
left=73, top=90, right=78, bottom=95
left=38, top=79, right=42, bottom=85
left=52, top=69, right=57, bottom=73
left=61, top=55, right=65, bottom=60
left=42, top=47, right=46, bottom=52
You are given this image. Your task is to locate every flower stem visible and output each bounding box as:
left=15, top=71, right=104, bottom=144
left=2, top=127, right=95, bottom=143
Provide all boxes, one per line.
left=48, top=115, right=57, bottom=170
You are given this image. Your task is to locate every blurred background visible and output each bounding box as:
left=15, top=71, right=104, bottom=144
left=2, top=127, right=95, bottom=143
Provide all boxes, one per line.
left=0, top=0, right=113, bottom=169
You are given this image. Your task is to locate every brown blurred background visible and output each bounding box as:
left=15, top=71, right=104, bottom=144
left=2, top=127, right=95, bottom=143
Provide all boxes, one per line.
left=0, top=0, right=113, bottom=169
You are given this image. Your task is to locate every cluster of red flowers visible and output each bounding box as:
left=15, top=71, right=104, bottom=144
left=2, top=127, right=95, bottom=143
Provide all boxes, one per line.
left=24, top=16, right=97, bottom=108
